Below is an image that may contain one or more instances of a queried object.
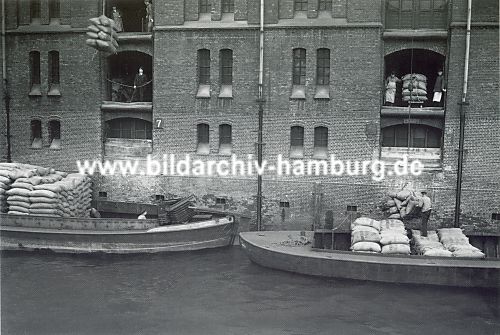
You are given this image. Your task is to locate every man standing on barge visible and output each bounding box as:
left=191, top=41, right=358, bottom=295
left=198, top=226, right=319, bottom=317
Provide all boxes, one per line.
left=419, top=191, right=432, bottom=237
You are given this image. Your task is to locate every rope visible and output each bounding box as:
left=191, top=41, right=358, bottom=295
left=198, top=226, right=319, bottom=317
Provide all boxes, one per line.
left=407, top=35, right=415, bottom=154
left=106, top=78, right=152, bottom=88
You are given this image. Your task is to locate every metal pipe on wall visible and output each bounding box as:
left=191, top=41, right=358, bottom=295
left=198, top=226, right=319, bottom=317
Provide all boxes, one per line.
left=2, top=0, right=12, bottom=162
left=256, top=0, right=265, bottom=231
left=454, top=0, right=472, bottom=227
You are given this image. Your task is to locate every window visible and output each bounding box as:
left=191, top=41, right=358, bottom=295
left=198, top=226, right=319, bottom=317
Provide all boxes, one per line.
left=347, top=205, right=358, bottom=212
left=30, top=0, right=40, bottom=21
left=314, top=126, right=328, bottom=158
left=292, top=48, right=306, bottom=85
left=199, top=0, right=210, bottom=13
left=492, top=213, right=500, bottom=221
left=291, top=48, right=306, bottom=99
left=220, top=49, right=233, bottom=85
left=197, top=123, right=210, bottom=154
left=316, top=49, right=330, bottom=85
left=197, top=49, right=210, bottom=98
left=30, top=120, right=42, bottom=149
left=294, top=0, right=308, bottom=11
left=48, top=51, right=60, bottom=95
left=219, top=124, right=232, bottom=155
left=290, top=126, right=304, bottom=158
left=221, top=0, right=234, bottom=13
left=98, top=191, right=108, bottom=198
left=155, top=194, right=165, bottom=201
left=216, top=197, right=227, bottom=205
left=219, top=49, right=233, bottom=98
left=318, top=0, right=332, bottom=11
left=48, top=120, right=61, bottom=149
left=279, top=201, right=290, bottom=208
left=29, top=51, right=41, bottom=96
left=107, top=118, right=153, bottom=140
left=315, top=48, right=330, bottom=99
left=382, top=124, right=442, bottom=148
left=49, top=0, right=60, bottom=21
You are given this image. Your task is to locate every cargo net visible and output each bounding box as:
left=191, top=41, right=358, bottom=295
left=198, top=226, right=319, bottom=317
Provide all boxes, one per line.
left=0, top=163, right=92, bottom=218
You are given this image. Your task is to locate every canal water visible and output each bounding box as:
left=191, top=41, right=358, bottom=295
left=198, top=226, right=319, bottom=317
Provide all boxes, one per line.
left=1, top=247, right=498, bottom=335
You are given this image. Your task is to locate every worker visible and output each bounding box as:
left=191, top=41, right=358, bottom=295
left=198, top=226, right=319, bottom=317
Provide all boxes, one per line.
left=89, top=208, right=101, bottom=218
left=138, top=210, right=147, bottom=220
left=418, top=191, right=432, bottom=237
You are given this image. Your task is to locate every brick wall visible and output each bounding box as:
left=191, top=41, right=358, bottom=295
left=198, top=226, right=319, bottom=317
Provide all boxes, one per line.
left=5, top=32, right=103, bottom=170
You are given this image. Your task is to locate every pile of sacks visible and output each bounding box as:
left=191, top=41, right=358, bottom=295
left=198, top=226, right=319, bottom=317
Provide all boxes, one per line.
left=85, top=15, right=119, bottom=55
left=350, top=217, right=411, bottom=255
left=402, top=73, right=428, bottom=103
left=379, top=219, right=410, bottom=255
left=383, top=188, right=421, bottom=220
left=0, top=163, right=92, bottom=218
left=350, top=217, right=382, bottom=253
left=411, top=230, right=452, bottom=257
left=437, top=228, right=485, bottom=258
left=0, top=163, right=53, bottom=213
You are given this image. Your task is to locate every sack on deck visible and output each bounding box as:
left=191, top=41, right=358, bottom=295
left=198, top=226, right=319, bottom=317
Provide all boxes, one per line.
left=381, top=244, right=410, bottom=255
left=351, top=241, right=381, bottom=253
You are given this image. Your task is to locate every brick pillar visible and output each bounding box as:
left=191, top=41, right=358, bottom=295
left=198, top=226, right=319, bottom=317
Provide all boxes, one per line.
left=41, top=0, right=50, bottom=25
left=265, top=0, right=279, bottom=24
left=184, top=0, right=199, bottom=21
left=60, top=0, right=71, bottom=25
left=18, top=0, right=31, bottom=25
left=307, top=0, right=318, bottom=19
left=332, top=0, right=347, bottom=18
left=211, top=0, right=222, bottom=21
left=234, top=0, right=247, bottom=21
left=6, top=1, right=19, bottom=29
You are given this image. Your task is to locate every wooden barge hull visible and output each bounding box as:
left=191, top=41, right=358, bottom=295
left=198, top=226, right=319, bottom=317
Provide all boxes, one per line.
left=0, top=214, right=237, bottom=253
left=239, top=231, right=500, bottom=288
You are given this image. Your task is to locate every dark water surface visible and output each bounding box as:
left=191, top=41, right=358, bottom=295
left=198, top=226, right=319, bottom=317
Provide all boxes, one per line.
left=1, top=247, right=499, bottom=335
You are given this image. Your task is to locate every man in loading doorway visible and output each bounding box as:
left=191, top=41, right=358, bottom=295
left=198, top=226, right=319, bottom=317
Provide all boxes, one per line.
left=419, top=190, right=432, bottom=237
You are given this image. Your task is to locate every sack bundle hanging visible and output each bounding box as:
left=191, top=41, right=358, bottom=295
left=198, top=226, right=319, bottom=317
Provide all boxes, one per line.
left=86, top=15, right=119, bottom=55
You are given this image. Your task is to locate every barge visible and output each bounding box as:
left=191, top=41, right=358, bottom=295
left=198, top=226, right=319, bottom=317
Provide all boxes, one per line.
left=239, top=231, right=500, bottom=288
left=0, top=208, right=238, bottom=253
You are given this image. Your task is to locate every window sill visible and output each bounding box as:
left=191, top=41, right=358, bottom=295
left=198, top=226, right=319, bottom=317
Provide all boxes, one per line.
left=218, top=145, right=232, bottom=156
left=48, top=86, right=61, bottom=96
left=289, top=147, right=304, bottom=159
left=294, top=12, right=308, bottom=19
left=218, top=85, right=233, bottom=99
left=221, top=13, right=235, bottom=22
left=31, top=138, right=43, bottom=149
left=29, top=86, right=42, bottom=97
left=196, top=84, right=211, bottom=99
left=290, top=85, right=306, bottom=100
left=49, top=139, right=62, bottom=150
left=314, top=85, right=330, bottom=99
left=196, top=143, right=210, bottom=155
left=313, top=148, right=328, bottom=160
left=199, top=13, right=211, bottom=22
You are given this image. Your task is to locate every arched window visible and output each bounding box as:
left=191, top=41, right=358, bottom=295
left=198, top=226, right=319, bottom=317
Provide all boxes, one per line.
left=314, top=126, right=328, bottom=158
left=30, top=119, right=42, bottom=148
left=219, top=124, right=232, bottom=155
left=106, top=118, right=152, bottom=140
left=198, top=49, right=210, bottom=85
left=48, top=120, right=61, bottom=149
left=29, top=51, right=41, bottom=95
left=30, top=0, right=40, bottom=22
left=382, top=124, right=442, bottom=148
left=48, top=51, right=60, bottom=94
left=49, top=0, right=60, bottom=21
left=290, top=126, right=304, bottom=158
left=316, top=48, right=330, bottom=85
left=220, top=49, right=233, bottom=85
left=221, top=0, right=234, bottom=13
left=197, top=123, right=210, bottom=154
left=292, top=48, right=306, bottom=85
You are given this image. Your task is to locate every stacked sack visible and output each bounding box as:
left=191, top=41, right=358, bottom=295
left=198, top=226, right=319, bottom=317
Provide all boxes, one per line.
left=0, top=163, right=53, bottom=213
left=379, top=219, right=410, bottom=255
left=411, top=230, right=452, bottom=257
left=402, top=73, right=428, bottom=103
left=350, top=217, right=382, bottom=253
left=85, top=15, right=119, bottom=55
left=383, top=188, right=421, bottom=220
left=437, top=228, right=485, bottom=258
left=2, top=163, right=92, bottom=218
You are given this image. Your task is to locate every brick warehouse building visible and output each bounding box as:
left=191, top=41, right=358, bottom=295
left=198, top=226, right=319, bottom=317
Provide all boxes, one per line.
left=1, top=0, right=499, bottom=232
